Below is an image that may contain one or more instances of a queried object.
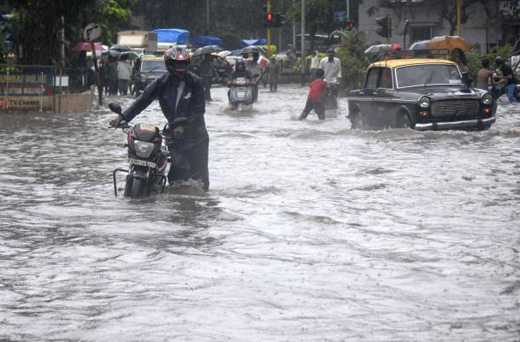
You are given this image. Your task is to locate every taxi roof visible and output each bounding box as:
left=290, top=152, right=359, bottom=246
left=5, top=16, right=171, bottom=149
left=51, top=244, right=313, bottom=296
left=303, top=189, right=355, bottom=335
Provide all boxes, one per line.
left=141, top=55, right=164, bottom=61
left=369, top=58, right=456, bottom=69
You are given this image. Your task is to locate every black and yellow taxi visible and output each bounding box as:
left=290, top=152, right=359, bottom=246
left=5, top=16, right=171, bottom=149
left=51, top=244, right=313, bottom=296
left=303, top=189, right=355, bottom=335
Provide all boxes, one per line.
left=347, top=58, right=497, bottom=131
left=131, top=55, right=167, bottom=97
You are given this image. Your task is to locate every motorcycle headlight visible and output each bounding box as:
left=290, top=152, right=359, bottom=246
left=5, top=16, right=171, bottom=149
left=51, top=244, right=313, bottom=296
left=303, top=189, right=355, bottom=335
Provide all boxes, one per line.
left=481, top=93, right=493, bottom=106
left=140, top=75, right=147, bottom=83
left=418, top=96, right=430, bottom=109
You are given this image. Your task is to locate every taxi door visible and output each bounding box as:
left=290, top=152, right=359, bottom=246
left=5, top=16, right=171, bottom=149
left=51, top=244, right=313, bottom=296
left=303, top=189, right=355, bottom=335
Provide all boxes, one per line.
left=355, top=67, right=379, bottom=126
left=371, top=67, right=397, bottom=127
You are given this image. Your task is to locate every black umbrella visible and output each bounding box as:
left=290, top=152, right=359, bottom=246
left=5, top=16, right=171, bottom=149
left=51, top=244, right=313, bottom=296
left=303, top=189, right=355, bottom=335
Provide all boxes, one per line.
left=240, top=45, right=266, bottom=54
left=118, top=51, right=140, bottom=60
left=109, top=44, right=132, bottom=52
left=102, top=49, right=121, bottom=58
left=193, top=45, right=223, bottom=57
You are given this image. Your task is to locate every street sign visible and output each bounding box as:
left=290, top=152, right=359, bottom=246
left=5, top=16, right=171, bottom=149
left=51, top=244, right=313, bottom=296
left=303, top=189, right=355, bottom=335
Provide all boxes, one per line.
left=83, top=23, right=101, bottom=42
left=333, top=11, right=347, bottom=22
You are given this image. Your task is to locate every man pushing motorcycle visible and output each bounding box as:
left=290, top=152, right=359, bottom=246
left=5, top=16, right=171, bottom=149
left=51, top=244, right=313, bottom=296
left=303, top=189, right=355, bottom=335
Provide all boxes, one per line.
left=110, top=47, right=210, bottom=191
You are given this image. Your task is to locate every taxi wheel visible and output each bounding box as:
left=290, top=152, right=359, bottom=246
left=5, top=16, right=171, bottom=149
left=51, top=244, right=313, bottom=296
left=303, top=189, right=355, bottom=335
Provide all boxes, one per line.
left=351, top=114, right=364, bottom=130
left=395, top=113, right=411, bottom=128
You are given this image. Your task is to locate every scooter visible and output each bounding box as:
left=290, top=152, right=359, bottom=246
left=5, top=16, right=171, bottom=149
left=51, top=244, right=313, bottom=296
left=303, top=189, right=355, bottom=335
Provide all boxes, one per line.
left=324, top=80, right=340, bottom=117
left=228, top=77, right=254, bottom=110
left=109, top=103, right=187, bottom=199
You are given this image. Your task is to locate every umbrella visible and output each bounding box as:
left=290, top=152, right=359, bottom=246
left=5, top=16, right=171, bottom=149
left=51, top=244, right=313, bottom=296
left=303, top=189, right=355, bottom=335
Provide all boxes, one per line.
left=193, top=45, right=223, bottom=57
left=217, top=50, right=232, bottom=57
left=118, top=51, right=140, bottom=60
left=409, top=40, right=430, bottom=50
left=72, top=42, right=102, bottom=52
left=426, top=36, right=474, bottom=51
left=109, top=44, right=132, bottom=52
left=102, top=50, right=121, bottom=58
left=364, top=44, right=391, bottom=54
left=240, top=45, right=266, bottom=54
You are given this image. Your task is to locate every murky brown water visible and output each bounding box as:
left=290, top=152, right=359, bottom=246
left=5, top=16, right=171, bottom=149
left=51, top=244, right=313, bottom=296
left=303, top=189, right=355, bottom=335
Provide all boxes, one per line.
left=1, top=85, right=519, bottom=341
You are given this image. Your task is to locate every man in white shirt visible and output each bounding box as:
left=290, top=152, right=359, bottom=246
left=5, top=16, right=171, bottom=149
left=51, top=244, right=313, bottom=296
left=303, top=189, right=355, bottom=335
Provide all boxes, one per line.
left=310, top=51, right=320, bottom=78
left=117, top=58, right=133, bottom=95
left=319, top=49, right=342, bottom=109
left=319, top=49, right=341, bottom=83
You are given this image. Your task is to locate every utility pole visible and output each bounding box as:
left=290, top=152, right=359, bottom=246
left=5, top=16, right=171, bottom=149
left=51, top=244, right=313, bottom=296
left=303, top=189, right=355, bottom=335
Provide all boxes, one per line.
left=206, top=0, right=210, bottom=34
left=301, top=0, right=305, bottom=85
left=293, top=0, right=296, bottom=51
left=346, top=0, right=350, bottom=20
left=457, top=0, right=462, bottom=36
left=267, top=0, right=272, bottom=55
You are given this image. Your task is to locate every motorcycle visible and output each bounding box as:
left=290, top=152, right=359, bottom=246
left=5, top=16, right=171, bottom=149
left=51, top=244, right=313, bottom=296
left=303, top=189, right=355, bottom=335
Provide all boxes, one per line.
left=109, top=103, right=187, bottom=199
left=228, top=77, right=254, bottom=110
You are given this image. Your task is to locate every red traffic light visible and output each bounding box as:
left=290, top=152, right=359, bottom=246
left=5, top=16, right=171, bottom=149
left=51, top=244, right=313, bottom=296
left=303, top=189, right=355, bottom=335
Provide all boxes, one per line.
left=267, top=13, right=273, bottom=22
left=347, top=20, right=355, bottom=29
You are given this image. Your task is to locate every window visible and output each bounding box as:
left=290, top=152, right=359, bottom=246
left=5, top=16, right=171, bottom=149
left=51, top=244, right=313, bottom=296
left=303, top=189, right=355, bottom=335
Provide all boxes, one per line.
left=379, top=68, right=393, bottom=89
left=395, top=64, right=462, bottom=88
left=410, top=25, right=433, bottom=43
left=365, top=68, right=379, bottom=89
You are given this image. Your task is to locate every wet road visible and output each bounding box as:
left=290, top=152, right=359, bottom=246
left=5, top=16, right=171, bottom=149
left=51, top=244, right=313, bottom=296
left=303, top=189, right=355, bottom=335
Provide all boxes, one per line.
left=1, top=85, right=519, bottom=341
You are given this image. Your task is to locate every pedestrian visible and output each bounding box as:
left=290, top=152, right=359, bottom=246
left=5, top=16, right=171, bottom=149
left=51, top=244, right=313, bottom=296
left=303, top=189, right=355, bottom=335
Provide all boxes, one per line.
left=494, top=56, right=518, bottom=103
left=299, top=68, right=327, bottom=121
left=310, top=51, right=320, bottom=78
left=476, top=58, right=494, bottom=91
left=266, top=56, right=280, bottom=92
left=319, top=49, right=342, bottom=109
left=451, top=48, right=469, bottom=73
left=117, top=57, right=132, bottom=95
left=247, top=52, right=264, bottom=102
left=198, top=54, right=214, bottom=102
left=109, top=47, right=210, bottom=191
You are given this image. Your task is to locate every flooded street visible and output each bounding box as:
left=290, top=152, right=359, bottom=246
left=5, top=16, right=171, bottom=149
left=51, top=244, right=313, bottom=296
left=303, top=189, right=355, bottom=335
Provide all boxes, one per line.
left=1, top=84, right=519, bottom=341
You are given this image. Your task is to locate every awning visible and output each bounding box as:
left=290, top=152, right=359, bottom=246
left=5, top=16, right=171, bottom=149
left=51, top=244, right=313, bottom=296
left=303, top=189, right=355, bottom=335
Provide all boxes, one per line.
left=241, top=38, right=267, bottom=47
left=153, top=28, right=190, bottom=44
left=190, top=36, right=223, bottom=48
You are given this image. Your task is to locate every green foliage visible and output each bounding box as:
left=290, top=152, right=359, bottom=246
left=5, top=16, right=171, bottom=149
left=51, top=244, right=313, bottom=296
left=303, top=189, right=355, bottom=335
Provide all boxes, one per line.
left=335, top=30, right=370, bottom=93
left=465, top=50, right=481, bottom=79
left=6, top=0, right=137, bottom=65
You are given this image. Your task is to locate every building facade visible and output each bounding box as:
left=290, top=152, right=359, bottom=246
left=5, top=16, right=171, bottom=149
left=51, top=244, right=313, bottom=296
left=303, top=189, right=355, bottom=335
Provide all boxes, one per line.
left=358, top=0, right=518, bottom=53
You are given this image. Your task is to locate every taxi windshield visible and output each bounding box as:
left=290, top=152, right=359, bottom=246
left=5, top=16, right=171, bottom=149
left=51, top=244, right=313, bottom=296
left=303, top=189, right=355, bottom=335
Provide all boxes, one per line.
left=141, top=60, right=166, bottom=72
left=395, top=64, right=462, bottom=88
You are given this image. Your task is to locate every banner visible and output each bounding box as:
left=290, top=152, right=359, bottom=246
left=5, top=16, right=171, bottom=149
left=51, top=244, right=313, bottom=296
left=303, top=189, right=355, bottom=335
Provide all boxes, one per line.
left=0, top=72, right=54, bottom=96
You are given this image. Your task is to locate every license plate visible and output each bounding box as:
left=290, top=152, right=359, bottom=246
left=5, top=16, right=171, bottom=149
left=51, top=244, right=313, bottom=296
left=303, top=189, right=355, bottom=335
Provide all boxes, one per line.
left=128, top=158, right=156, bottom=168
left=238, top=92, right=245, bottom=96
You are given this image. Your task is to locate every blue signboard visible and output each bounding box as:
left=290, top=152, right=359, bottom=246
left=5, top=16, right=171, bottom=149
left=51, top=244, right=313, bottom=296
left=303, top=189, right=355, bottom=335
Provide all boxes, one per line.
left=333, top=11, right=347, bottom=22
left=0, top=72, right=54, bottom=96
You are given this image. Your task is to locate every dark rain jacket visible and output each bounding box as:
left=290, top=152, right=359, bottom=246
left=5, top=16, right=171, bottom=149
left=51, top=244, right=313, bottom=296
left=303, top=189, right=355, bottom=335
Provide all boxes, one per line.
left=121, top=71, right=208, bottom=147
left=230, top=69, right=252, bottom=81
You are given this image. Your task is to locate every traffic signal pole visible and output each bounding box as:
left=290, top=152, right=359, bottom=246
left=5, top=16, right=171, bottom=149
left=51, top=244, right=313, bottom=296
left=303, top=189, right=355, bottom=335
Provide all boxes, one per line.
left=387, top=15, right=391, bottom=44
left=267, top=0, right=272, bottom=56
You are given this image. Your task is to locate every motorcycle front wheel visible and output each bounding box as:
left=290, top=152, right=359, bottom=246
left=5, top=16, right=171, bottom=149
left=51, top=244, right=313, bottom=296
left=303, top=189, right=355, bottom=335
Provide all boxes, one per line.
left=130, top=178, right=147, bottom=198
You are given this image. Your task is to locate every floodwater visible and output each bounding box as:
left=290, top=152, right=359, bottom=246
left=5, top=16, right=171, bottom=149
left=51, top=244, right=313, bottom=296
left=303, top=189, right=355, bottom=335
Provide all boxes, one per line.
left=1, top=85, right=519, bottom=341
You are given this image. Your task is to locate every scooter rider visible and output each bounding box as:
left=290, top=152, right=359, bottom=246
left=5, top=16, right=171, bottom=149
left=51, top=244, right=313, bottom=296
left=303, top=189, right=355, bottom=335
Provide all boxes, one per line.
left=230, top=60, right=253, bottom=81
left=319, top=48, right=342, bottom=109
left=109, top=47, right=210, bottom=191
left=228, top=60, right=253, bottom=102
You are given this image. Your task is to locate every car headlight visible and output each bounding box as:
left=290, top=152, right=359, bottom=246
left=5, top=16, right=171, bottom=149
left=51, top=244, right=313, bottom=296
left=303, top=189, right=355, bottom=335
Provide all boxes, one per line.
left=481, top=93, right=493, bottom=106
left=418, top=96, right=430, bottom=109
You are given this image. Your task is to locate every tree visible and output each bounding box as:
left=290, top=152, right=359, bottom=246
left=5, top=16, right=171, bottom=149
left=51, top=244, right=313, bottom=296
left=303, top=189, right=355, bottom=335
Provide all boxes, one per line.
left=132, top=0, right=267, bottom=49
left=335, top=29, right=370, bottom=92
left=6, top=0, right=137, bottom=65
